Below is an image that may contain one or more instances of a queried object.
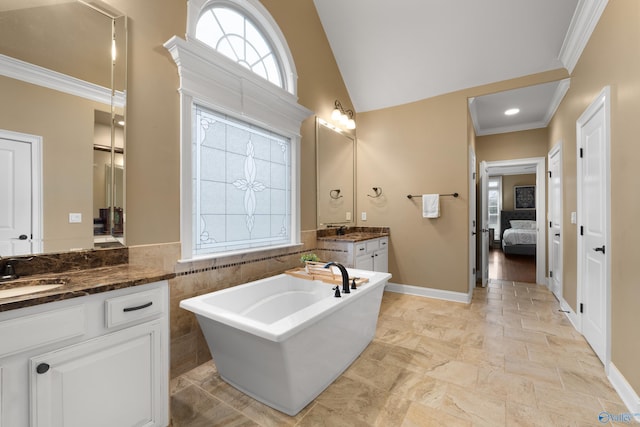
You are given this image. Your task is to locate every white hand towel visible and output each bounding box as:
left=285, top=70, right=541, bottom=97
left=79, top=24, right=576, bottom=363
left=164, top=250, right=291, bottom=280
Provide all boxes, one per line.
left=422, top=194, right=440, bottom=218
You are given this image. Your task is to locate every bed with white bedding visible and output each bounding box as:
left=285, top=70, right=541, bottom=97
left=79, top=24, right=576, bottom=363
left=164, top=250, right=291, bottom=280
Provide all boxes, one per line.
left=500, top=210, right=536, bottom=256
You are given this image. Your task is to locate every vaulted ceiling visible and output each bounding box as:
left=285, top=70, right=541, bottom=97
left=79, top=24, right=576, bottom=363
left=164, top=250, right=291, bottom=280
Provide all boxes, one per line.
left=314, top=0, right=607, bottom=135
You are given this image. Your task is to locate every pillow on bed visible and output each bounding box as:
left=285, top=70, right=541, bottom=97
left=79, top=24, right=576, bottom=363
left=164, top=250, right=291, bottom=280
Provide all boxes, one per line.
left=510, top=220, right=536, bottom=229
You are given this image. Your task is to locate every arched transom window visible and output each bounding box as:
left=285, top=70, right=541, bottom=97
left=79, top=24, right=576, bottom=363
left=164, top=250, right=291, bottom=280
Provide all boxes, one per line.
left=196, top=6, right=283, bottom=88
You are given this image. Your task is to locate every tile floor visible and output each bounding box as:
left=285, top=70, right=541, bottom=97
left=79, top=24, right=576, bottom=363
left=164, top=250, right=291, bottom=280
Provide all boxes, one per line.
left=170, top=280, right=635, bottom=426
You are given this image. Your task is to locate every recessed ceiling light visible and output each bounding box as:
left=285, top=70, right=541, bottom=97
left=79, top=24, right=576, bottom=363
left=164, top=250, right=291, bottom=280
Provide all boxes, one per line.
left=504, top=108, right=520, bottom=116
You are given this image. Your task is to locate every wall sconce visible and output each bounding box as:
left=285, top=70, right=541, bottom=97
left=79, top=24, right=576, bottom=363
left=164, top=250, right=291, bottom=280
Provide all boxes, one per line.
left=331, top=100, right=356, bottom=130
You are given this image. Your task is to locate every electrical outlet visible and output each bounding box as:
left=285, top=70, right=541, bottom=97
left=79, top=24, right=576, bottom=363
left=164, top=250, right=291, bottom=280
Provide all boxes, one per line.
left=361, top=212, right=367, bottom=221
left=69, top=213, right=82, bottom=223
left=346, top=212, right=351, bottom=221
left=571, top=212, right=577, bottom=224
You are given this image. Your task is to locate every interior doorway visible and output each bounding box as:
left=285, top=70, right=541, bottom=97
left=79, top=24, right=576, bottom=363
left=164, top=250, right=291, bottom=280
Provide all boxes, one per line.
left=479, top=157, right=546, bottom=285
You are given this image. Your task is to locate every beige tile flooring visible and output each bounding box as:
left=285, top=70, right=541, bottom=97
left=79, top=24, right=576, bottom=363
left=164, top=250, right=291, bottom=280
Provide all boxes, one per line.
left=170, top=280, right=635, bottom=426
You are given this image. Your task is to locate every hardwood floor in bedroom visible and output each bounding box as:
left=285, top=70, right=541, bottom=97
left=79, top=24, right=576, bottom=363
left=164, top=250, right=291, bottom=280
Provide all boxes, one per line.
left=489, top=247, right=536, bottom=283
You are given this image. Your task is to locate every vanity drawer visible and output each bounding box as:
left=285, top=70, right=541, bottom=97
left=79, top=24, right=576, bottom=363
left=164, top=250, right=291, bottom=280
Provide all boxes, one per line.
left=365, top=239, right=379, bottom=252
left=0, top=305, right=85, bottom=358
left=378, top=237, right=389, bottom=249
left=355, top=242, right=367, bottom=255
left=105, top=288, right=164, bottom=328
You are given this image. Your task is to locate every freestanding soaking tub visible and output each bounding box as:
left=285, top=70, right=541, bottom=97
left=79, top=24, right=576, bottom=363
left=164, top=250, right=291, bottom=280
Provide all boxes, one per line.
left=179, top=268, right=392, bottom=415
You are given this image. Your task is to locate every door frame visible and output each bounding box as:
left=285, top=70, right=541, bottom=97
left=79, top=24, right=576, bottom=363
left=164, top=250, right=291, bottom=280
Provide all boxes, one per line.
left=576, top=86, right=611, bottom=371
left=482, top=157, right=546, bottom=285
left=0, top=128, right=43, bottom=254
left=469, top=146, right=477, bottom=297
left=548, top=142, right=563, bottom=298
left=479, top=160, right=489, bottom=286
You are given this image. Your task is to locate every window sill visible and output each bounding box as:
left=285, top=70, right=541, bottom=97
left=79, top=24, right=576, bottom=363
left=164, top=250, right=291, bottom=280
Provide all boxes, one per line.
left=178, top=243, right=304, bottom=264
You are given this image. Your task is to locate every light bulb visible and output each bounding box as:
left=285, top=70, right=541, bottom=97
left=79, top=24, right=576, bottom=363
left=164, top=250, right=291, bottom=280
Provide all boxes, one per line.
left=346, top=119, right=356, bottom=130
left=331, top=108, right=342, bottom=121
left=340, top=114, right=348, bottom=125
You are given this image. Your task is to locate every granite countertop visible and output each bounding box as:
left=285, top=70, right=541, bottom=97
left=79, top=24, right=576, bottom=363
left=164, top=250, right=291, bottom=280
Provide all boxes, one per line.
left=317, top=231, right=389, bottom=242
left=0, top=264, right=175, bottom=313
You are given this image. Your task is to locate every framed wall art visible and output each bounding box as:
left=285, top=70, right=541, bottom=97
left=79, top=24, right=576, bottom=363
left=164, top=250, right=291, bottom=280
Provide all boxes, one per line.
left=514, top=185, right=535, bottom=209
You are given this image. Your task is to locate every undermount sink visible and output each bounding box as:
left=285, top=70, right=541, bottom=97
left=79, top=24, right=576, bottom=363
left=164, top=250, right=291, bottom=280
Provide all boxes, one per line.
left=0, top=278, right=68, bottom=299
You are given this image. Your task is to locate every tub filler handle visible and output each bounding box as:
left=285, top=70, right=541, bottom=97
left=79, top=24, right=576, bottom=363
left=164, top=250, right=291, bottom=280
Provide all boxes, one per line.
left=333, top=286, right=341, bottom=298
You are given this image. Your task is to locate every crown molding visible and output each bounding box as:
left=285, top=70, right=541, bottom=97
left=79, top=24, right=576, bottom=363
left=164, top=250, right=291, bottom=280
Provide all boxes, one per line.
left=542, top=78, right=571, bottom=124
left=558, top=0, right=609, bottom=73
left=0, top=54, right=125, bottom=108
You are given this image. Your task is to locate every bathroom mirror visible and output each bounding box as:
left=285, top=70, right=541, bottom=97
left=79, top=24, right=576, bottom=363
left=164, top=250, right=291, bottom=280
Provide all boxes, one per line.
left=0, top=0, right=127, bottom=256
left=316, top=118, right=355, bottom=227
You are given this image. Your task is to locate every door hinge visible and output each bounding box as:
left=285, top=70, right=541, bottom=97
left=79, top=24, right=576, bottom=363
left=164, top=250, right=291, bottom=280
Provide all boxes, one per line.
left=472, top=268, right=476, bottom=275
left=579, top=148, right=584, bottom=158
left=580, top=226, right=584, bottom=236
left=550, top=271, right=553, bottom=278
left=580, top=303, right=584, bottom=313
left=548, top=171, right=552, bottom=178
left=549, top=221, right=552, bottom=228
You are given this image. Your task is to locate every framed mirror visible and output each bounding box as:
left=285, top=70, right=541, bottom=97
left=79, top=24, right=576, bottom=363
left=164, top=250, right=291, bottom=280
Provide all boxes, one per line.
left=316, top=118, right=355, bottom=227
left=0, top=0, right=127, bottom=256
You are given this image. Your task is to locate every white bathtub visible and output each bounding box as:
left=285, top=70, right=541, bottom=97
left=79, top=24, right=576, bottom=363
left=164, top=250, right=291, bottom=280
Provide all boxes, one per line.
left=179, top=268, right=391, bottom=415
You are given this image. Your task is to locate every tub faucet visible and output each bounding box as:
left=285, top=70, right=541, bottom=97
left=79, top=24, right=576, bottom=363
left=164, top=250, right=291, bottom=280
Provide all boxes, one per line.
left=324, top=262, right=350, bottom=294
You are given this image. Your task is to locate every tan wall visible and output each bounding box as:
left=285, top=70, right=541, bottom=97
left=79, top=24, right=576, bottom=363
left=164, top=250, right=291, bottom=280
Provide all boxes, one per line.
left=475, top=129, right=547, bottom=212
left=356, top=71, right=566, bottom=292
left=476, top=128, right=549, bottom=162
left=548, top=0, right=640, bottom=394
left=356, top=93, right=469, bottom=291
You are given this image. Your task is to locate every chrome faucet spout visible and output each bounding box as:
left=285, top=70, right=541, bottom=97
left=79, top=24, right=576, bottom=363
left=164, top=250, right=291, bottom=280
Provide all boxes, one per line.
left=324, top=262, right=350, bottom=294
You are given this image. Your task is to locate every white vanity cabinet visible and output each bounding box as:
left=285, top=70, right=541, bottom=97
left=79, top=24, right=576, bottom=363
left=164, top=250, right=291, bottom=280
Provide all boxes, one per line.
left=354, top=237, right=388, bottom=272
left=0, top=280, right=169, bottom=427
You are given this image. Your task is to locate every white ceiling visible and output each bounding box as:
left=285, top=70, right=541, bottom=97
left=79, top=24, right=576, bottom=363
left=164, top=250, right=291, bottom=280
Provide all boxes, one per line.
left=313, top=0, right=606, bottom=135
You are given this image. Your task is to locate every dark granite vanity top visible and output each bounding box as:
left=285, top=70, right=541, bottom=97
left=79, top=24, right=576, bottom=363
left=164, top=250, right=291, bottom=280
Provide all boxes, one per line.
left=0, top=264, right=175, bottom=313
left=316, top=227, right=389, bottom=243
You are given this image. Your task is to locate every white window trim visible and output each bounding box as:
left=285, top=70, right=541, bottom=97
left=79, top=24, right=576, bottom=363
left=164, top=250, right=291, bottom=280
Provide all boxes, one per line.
left=487, top=175, right=502, bottom=236
left=165, top=5, right=311, bottom=261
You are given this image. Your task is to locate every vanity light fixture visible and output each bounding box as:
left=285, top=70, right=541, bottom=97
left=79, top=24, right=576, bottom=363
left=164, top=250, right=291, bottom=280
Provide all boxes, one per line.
left=331, top=100, right=356, bottom=130
left=504, top=108, right=520, bottom=116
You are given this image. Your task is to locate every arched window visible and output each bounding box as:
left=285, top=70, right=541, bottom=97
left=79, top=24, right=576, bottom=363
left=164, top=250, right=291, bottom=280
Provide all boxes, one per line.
left=166, top=0, right=309, bottom=260
left=195, top=5, right=283, bottom=88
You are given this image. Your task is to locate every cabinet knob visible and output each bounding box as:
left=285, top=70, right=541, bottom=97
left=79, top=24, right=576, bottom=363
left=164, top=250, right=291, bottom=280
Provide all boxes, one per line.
left=36, top=363, right=50, bottom=374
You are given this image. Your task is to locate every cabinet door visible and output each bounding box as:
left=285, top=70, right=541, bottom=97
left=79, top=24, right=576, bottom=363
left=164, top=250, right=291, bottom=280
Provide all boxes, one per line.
left=373, top=248, right=388, bottom=273
left=355, top=253, right=374, bottom=271
left=31, top=321, right=165, bottom=427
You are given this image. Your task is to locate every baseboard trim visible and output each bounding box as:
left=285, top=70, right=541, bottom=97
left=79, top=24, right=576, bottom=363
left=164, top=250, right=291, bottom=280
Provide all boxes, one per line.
left=385, top=282, right=471, bottom=304
left=608, top=362, right=640, bottom=421
left=557, top=294, right=580, bottom=332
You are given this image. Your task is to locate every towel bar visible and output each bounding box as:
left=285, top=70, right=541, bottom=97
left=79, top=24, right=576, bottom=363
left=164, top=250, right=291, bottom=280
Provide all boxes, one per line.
left=407, top=193, right=458, bottom=199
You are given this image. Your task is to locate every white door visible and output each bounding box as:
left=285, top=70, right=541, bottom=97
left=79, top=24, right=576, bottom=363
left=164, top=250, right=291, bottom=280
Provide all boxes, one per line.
left=479, top=161, right=489, bottom=287
left=548, top=144, right=563, bottom=298
left=0, top=137, right=33, bottom=255
left=577, top=87, right=610, bottom=366
left=469, top=146, right=477, bottom=295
